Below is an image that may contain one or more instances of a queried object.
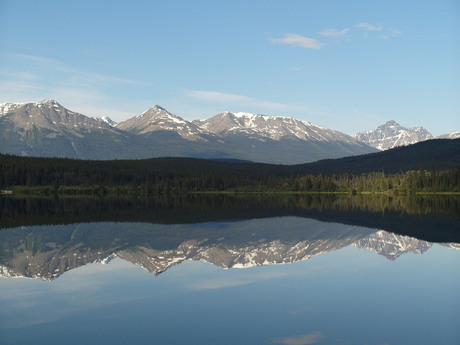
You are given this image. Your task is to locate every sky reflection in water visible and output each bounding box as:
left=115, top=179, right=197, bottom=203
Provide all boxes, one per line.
left=0, top=217, right=459, bottom=345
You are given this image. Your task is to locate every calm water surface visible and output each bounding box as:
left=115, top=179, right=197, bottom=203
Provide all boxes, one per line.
left=0, top=195, right=459, bottom=345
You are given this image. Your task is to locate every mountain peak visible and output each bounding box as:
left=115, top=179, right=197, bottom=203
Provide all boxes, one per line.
left=117, top=105, right=206, bottom=140
left=152, top=104, right=167, bottom=111
left=383, top=120, right=400, bottom=127
left=354, top=121, right=434, bottom=150
left=138, top=104, right=175, bottom=118
left=34, top=99, right=65, bottom=110
left=0, top=100, right=121, bottom=158
left=1, top=100, right=62, bottom=116
left=38, top=99, right=60, bottom=106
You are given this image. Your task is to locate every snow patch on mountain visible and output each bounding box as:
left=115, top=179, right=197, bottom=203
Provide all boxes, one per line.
left=95, top=116, right=117, bottom=126
left=0, top=102, right=24, bottom=116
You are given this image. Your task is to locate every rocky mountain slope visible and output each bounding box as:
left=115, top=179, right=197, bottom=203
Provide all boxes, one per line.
left=116, top=105, right=207, bottom=141
left=194, top=111, right=355, bottom=142
left=0, top=100, right=138, bottom=159
left=0, top=100, right=376, bottom=164
left=354, top=120, right=434, bottom=150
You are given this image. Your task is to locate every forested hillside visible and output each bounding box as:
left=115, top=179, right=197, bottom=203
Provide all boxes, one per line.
left=1, top=139, right=459, bottom=194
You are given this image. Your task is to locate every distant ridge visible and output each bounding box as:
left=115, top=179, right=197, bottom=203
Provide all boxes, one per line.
left=437, top=131, right=460, bottom=139
left=295, top=138, right=460, bottom=175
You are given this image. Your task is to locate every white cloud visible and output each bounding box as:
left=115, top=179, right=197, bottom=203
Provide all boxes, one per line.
left=356, top=22, right=384, bottom=31
left=271, top=34, right=324, bottom=50
left=381, top=28, right=402, bottom=39
left=355, top=23, right=401, bottom=39
left=186, top=90, right=289, bottom=111
left=319, top=28, right=350, bottom=37
left=187, top=90, right=252, bottom=103
left=271, top=331, right=324, bottom=345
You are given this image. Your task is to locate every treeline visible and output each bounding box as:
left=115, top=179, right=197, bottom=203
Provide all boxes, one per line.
left=274, top=169, right=460, bottom=194
left=1, top=153, right=459, bottom=194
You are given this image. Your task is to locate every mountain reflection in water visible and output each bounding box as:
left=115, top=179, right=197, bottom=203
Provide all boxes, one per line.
left=0, top=194, right=459, bottom=280
left=1, top=194, right=459, bottom=345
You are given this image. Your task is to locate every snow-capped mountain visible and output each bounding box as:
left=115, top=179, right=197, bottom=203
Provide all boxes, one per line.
left=0, top=100, right=136, bottom=159
left=194, top=111, right=358, bottom=143
left=354, top=120, right=434, bottom=150
left=191, top=111, right=376, bottom=163
left=0, top=100, right=113, bottom=132
left=0, top=100, right=377, bottom=163
left=116, top=105, right=207, bottom=141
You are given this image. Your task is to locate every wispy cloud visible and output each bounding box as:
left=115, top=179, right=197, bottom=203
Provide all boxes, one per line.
left=319, top=28, right=350, bottom=37
left=9, top=53, right=148, bottom=86
left=186, top=90, right=289, bottom=111
left=187, top=90, right=253, bottom=103
left=356, top=22, right=384, bottom=31
left=356, top=23, right=401, bottom=39
left=0, top=53, right=149, bottom=119
left=271, top=34, right=324, bottom=50
left=381, top=28, right=402, bottom=39
left=271, top=331, right=324, bottom=345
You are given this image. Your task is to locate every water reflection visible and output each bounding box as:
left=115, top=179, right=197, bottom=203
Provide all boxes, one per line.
left=1, top=193, right=460, bottom=240
left=0, top=195, right=459, bottom=345
left=0, top=195, right=459, bottom=280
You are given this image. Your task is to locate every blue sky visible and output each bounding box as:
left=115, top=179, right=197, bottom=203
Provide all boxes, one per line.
left=0, top=0, right=459, bottom=135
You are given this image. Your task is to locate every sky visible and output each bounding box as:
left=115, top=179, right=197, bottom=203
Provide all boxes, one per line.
left=0, top=0, right=459, bottom=136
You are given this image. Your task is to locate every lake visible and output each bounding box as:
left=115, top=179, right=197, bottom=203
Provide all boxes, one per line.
left=0, top=194, right=459, bottom=345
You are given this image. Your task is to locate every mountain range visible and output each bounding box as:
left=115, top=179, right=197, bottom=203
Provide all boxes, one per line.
left=0, top=100, right=371, bottom=164
left=1, top=100, right=458, bottom=163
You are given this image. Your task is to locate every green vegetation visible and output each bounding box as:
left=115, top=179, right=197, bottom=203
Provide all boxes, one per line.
left=0, top=156, right=458, bottom=196
left=1, top=139, right=459, bottom=195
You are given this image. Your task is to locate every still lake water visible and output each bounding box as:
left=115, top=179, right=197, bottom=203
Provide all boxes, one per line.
left=0, top=195, right=459, bottom=345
